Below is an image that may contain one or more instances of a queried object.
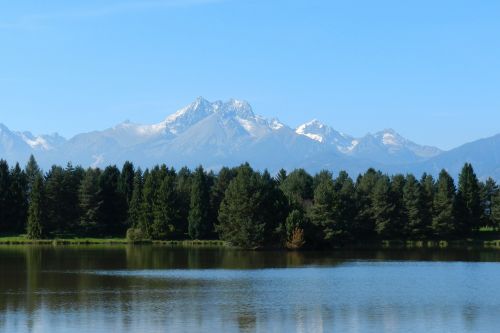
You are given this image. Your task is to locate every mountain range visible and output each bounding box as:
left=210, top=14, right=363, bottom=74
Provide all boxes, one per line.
left=1, top=97, right=499, bottom=180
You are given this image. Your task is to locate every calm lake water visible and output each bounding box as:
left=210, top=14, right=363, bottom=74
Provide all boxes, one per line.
left=1, top=246, right=500, bottom=333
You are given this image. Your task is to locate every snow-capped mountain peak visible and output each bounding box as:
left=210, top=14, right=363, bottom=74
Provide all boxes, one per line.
left=296, top=119, right=354, bottom=151
left=375, top=129, right=405, bottom=147
left=162, top=96, right=214, bottom=134
left=296, top=119, right=328, bottom=143
left=0, top=97, right=453, bottom=178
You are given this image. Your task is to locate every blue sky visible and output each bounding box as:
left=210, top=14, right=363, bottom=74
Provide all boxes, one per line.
left=0, top=0, right=499, bottom=150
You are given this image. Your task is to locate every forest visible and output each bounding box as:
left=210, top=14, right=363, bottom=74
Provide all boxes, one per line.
left=0, top=155, right=499, bottom=249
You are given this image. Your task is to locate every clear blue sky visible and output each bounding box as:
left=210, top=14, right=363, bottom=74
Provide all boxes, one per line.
left=1, top=0, right=499, bottom=150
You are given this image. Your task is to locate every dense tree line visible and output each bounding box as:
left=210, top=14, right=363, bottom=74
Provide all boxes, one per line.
left=0, top=155, right=499, bottom=248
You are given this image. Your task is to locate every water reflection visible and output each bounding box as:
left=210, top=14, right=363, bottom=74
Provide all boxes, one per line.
left=1, top=246, right=500, bottom=332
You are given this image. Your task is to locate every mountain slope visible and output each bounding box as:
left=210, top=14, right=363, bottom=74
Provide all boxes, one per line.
left=295, top=121, right=442, bottom=165
left=414, top=134, right=500, bottom=180
left=0, top=97, right=497, bottom=180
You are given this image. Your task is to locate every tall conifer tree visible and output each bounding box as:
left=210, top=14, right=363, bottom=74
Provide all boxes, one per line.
left=128, top=169, right=143, bottom=228
left=403, top=174, right=427, bottom=238
left=27, top=175, right=45, bottom=239
left=456, top=163, right=482, bottom=235
left=432, top=170, right=457, bottom=238
left=188, top=166, right=211, bottom=239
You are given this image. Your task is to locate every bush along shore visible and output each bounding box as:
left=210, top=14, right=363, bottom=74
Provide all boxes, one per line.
left=0, top=155, right=500, bottom=249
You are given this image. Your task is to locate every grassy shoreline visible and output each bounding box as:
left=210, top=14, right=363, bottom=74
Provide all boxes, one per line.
left=0, top=235, right=227, bottom=246
left=0, top=235, right=499, bottom=249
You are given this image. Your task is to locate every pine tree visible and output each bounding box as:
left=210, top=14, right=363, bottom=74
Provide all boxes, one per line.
left=390, top=174, right=406, bottom=237
left=329, top=171, right=356, bottom=243
left=139, top=169, right=154, bottom=237
left=98, top=166, right=127, bottom=236
left=27, top=175, right=45, bottom=239
left=9, top=163, right=28, bottom=233
left=78, top=168, right=101, bottom=235
left=0, top=160, right=11, bottom=233
left=210, top=167, right=236, bottom=221
left=62, top=163, right=84, bottom=232
left=175, top=167, right=192, bottom=237
left=25, top=154, right=41, bottom=195
left=280, top=168, right=314, bottom=209
left=44, top=166, right=66, bottom=234
left=151, top=168, right=180, bottom=239
left=217, top=164, right=276, bottom=248
left=403, top=174, right=427, bottom=238
left=372, top=176, right=397, bottom=238
left=275, top=169, right=287, bottom=185
left=479, top=178, right=498, bottom=228
left=128, top=169, right=143, bottom=228
left=492, top=193, right=500, bottom=230
left=353, top=169, right=381, bottom=239
left=456, top=163, right=482, bottom=236
left=309, top=175, right=335, bottom=244
left=188, top=166, right=211, bottom=239
left=432, top=170, right=457, bottom=238
left=259, top=169, right=288, bottom=244
left=119, top=161, right=135, bottom=205
left=420, top=173, right=435, bottom=234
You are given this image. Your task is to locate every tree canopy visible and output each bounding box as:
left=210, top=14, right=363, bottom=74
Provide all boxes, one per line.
left=0, top=156, right=497, bottom=248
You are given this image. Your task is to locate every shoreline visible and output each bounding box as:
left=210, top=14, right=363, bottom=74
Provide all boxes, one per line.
left=0, top=237, right=226, bottom=247
left=0, top=236, right=499, bottom=250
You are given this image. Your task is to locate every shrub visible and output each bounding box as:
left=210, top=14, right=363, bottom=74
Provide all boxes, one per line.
left=126, top=228, right=147, bottom=242
left=286, top=228, right=305, bottom=250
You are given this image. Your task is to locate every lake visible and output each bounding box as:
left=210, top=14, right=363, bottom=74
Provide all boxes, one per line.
left=1, top=246, right=500, bottom=333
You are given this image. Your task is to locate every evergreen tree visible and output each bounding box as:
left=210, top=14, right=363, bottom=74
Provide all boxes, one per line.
left=403, top=174, right=427, bottom=238
left=139, top=169, right=155, bottom=237
left=420, top=173, right=435, bottom=234
left=44, top=166, right=66, bottom=234
left=62, top=163, right=84, bottom=232
left=275, top=168, right=287, bottom=185
left=0, top=160, right=10, bottom=233
left=25, top=154, right=41, bottom=195
left=390, top=174, right=406, bottom=236
left=372, top=176, right=397, bottom=238
left=353, top=169, right=381, bottom=239
left=432, top=170, right=457, bottom=238
left=479, top=178, right=498, bottom=227
left=119, top=161, right=135, bottom=205
left=151, top=168, right=180, bottom=239
left=188, top=166, right=211, bottom=239
left=456, top=163, right=482, bottom=235
left=329, top=171, right=357, bottom=243
left=176, top=167, right=192, bottom=236
left=280, top=168, right=314, bottom=209
left=491, top=192, right=500, bottom=230
left=98, top=166, right=127, bottom=235
left=78, top=168, right=101, bottom=235
left=217, top=164, right=280, bottom=248
left=27, top=175, right=45, bottom=239
left=210, top=167, right=236, bottom=221
left=259, top=169, right=288, bottom=243
left=9, top=163, right=28, bottom=233
left=128, top=169, right=143, bottom=228
left=309, top=175, right=335, bottom=244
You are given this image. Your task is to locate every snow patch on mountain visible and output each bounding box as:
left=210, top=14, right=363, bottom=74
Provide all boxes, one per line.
left=295, top=119, right=354, bottom=151
left=0, top=97, right=450, bottom=176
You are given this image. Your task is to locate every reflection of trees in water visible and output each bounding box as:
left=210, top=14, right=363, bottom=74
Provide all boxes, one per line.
left=1, top=246, right=500, bottom=332
left=25, top=246, right=42, bottom=332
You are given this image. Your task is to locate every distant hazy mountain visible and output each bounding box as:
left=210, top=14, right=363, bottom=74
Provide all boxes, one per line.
left=413, top=134, right=500, bottom=180
left=295, top=121, right=441, bottom=164
left=0, top=97, right=498, bottom=179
